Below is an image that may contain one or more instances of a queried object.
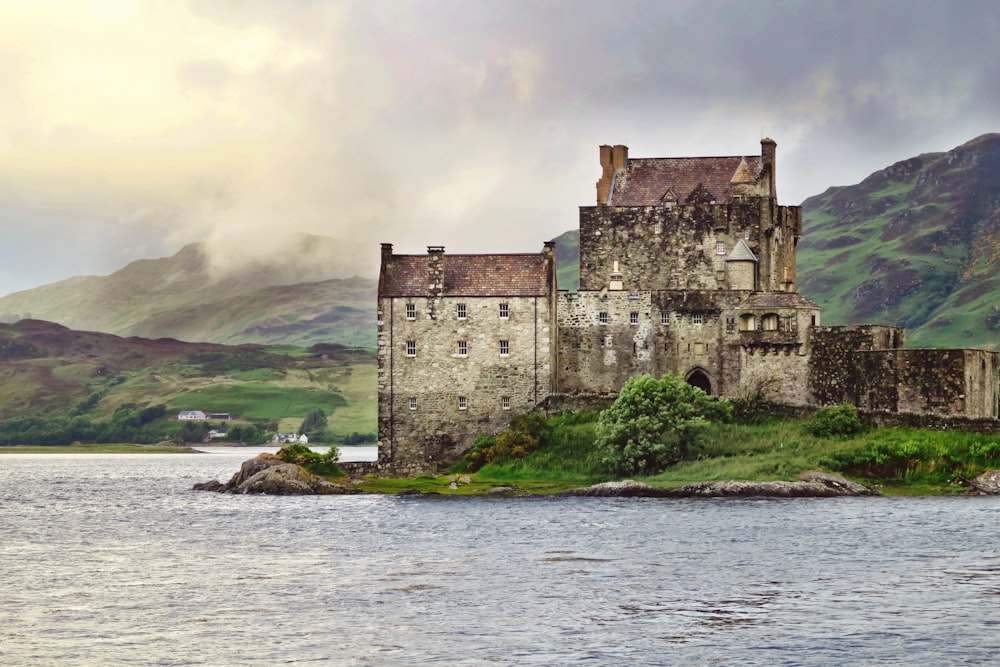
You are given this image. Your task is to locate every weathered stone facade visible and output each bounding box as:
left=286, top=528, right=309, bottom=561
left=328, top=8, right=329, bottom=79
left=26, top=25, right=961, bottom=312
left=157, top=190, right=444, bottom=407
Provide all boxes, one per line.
left=377, top=139, right=999, bottom=475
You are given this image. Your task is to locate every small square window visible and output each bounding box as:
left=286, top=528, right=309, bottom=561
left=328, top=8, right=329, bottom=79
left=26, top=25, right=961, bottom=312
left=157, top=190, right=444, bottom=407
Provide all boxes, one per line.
left=406, top=340, right=416, bottom=356
left=661, top=311, right=670, bottom=325
left=693, top=314, right=704, bottom=325
left=458, top=396, right=467, bottom=410
left=501, top=396, right=511, bottom=410
left=409, top=397, right=417, bottom=410
left=458, top=340, right=468, bottom=357
left=499, top=303, right=510, bottom=319
left=716, top=241, right=726, bottom=255
left=405, top=303, right=416, bottom=320
left=598, top=311, right=609, bottom=325
left=630, top=312, right=639, bottom=326
left=457, top=303, right=467, bottom=320
left=499, top=340, right=510, bottom=356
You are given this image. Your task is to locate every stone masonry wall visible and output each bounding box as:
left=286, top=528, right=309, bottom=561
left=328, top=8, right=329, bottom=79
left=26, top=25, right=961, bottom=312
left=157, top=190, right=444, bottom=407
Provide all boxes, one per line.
left=578, top=200, right=801, bottom=293
left=378, top=294, right=552, bottom=476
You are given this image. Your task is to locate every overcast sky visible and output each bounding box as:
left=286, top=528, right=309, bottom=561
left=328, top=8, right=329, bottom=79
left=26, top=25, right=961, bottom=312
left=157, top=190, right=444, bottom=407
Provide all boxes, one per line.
left=1, top=0, right=998, bottom=296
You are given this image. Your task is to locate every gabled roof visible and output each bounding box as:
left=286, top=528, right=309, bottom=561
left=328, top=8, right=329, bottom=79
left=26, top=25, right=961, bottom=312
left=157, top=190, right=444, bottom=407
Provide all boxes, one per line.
left=739, top=292, right=821, bottom=310
left=725, top=239, right=758, bottom=263
left=381, top=253, right=550, bottom=297
left=608, top=155, right=761, bottom=206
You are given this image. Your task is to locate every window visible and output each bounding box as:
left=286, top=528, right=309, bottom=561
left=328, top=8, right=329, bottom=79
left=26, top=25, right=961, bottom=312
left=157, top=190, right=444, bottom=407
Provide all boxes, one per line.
left=693, top=313, right=704, bottom=325
left=499, top=303, right=510, bottom=319
left=405, top=303, right=416, bottom=320
left=598, top=311, right=609, bottom=325
left=725, top=318, right=736, bottom=334
left=458, top=396, right=467, bottom=411
left=744, top=228, right=751, bottom=240
left=762, top=313, right=779, bottom=331
left=499, top=340, right=510, bottom=356
left=409, top=397, right=417, bottom=410
left=501, top=396, right=511, bottom=410
left=406, top=340, right=416, bottom=356
left=661, top=311, right=670, bottom=325
left=716, top=241, right=726, bottom=255
left=458, top=340, right=468, bottom=357
left=653, top=221, right=662, bottom=235
left=457, top=303, right=467, bottom=320
left=629, top=312, right=639, bottom=326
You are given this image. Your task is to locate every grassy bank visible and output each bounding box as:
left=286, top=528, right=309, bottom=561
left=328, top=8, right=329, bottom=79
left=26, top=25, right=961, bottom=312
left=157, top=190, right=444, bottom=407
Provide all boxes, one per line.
left=358, top=412, right=1000, bottom=496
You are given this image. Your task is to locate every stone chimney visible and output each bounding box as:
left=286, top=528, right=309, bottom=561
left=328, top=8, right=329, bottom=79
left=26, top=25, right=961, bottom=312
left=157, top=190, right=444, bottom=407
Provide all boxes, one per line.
left=761, top=138, right=777, bottom=199
left=380, top=243, right=393, bottom=266
left=596, top=144, right=628, bottom=205
left=427, top=246, right=445, bottom=298
left=609, top=260, right=624, bottom=291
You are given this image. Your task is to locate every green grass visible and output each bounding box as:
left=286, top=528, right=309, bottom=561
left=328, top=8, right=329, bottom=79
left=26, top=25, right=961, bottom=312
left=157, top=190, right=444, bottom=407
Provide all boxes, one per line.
left=365, top=413, right=1000, bottom=496
left=166, top=383, right=346, bottom=420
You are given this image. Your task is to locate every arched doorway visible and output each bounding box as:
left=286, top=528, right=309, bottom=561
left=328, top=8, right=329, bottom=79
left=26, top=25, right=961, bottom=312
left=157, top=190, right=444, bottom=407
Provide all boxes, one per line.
left=685, top=369, right=712, bottom=395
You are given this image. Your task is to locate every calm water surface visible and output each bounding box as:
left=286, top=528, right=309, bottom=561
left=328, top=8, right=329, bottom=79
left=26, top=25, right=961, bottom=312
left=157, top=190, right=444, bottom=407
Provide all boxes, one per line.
left=1, top=451, right=999, bottom=666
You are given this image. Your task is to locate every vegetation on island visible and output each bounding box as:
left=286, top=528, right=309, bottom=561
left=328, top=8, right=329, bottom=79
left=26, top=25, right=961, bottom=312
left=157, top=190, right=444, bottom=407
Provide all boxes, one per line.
left=379, top=375, right=1000, bottom=497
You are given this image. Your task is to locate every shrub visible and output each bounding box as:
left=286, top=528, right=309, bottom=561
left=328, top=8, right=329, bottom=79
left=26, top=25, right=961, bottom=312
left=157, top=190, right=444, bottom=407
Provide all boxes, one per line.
left=463, top=412, right=550, bottom=472
left=805, top=404, right=865, bottom=437
left=277, top=443, right=341, bottom=476
left=596, top=373, right=732, bottom=476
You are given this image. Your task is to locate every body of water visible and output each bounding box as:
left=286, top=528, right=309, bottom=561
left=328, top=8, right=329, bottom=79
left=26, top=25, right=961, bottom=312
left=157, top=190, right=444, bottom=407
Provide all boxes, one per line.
left=1, top=451, right=998, bottom=665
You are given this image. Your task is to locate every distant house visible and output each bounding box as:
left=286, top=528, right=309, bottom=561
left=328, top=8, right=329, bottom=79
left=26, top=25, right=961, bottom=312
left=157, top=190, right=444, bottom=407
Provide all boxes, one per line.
left=207, top=428, right=228, bottom=440
left=273, top=433, right=309, bottom=445
left=208, top=413, right=232, bottom=420
left=178, top=410, right=206, bottom=421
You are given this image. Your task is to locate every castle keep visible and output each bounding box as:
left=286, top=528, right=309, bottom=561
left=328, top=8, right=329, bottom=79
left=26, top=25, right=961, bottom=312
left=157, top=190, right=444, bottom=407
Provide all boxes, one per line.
left=377, top=139, right=999, bottom=475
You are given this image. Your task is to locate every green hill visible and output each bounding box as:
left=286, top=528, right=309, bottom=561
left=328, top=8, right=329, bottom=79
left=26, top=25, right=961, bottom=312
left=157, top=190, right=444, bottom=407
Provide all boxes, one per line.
left=798, top=133, right=1000, bottom=349
left=0, top=319, right=376, bottom=439
left=0, top=235, right=377, bottom=348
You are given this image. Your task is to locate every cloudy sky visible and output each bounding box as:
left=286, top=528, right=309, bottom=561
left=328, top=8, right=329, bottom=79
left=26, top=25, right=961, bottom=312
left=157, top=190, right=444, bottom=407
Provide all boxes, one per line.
left=1, top=0, right=997, bottom=296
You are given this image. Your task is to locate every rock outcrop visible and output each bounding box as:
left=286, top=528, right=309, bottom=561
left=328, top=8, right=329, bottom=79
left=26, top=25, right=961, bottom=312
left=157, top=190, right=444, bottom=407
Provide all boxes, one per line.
left=966, top=469, right=1000, bottom=495
left=561, top=471, right=878, bottom=498
left=194, top=455, right=361, bottom=495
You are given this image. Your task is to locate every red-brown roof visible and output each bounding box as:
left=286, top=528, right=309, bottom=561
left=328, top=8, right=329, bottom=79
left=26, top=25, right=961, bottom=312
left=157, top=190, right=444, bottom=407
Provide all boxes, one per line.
left=381, top=253, right=550, bottom=297
left=609, top=156, right=761, bottom=206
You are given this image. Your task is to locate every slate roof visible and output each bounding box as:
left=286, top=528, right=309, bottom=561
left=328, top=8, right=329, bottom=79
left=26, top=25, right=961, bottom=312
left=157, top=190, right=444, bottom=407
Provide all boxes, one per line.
left=739, top=292, right=821, bottom=310
left=381, top=253, right=550, bottom=297
left=608, top=155, right=761, bottom=206
left=725, top=239, right=758, bottom=263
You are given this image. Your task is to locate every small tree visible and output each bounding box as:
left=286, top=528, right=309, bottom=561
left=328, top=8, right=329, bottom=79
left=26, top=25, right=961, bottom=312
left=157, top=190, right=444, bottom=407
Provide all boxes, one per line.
left=299, top=408, right=328, bottom=442
left=596, top=373, right=732, bottom=476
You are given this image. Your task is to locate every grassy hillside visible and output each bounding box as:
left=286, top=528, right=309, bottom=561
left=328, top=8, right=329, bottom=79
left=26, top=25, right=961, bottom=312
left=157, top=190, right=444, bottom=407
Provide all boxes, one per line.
left=799, top=133, right=1000, bottom=349
left=0, top=319, right=376, bottom=441
left=0, top=235, right=377, bottom=348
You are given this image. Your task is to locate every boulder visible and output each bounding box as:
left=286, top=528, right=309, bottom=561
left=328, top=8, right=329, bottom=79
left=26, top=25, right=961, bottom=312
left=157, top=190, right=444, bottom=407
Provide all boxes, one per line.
left=561, top=472, right=878, bottom=498
left=967, top=470, right=1000, bottom=495
left=193, top=455, right=361, bottom=495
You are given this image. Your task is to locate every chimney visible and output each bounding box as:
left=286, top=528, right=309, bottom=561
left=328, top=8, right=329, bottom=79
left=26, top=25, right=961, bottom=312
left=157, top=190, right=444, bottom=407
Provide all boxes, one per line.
left=761, top=138, right=777, bottom=199
left=427, top=245, right=445, bottom=297
left=596, top=144, right=629, bottom=205
left=380, top=243, right=393, bottom=266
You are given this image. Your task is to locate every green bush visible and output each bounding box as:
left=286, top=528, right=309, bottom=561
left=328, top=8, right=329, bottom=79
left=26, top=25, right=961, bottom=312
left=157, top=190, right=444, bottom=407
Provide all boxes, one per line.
left=463, top=412, right=550, bottom=472
left=277, top=443, right=341, bottom=476
left=595, top=373, right=732, bottom=476
left=805, top=404, right=865, bottom=437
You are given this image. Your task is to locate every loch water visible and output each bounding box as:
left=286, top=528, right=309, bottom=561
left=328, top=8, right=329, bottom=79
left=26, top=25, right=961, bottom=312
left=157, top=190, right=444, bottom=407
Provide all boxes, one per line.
left=1, top=450, right=999, bottom=666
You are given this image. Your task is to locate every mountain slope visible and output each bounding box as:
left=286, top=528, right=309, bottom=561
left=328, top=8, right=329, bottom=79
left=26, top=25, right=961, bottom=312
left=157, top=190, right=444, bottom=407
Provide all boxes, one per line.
left=0, top=235, right=377, bottom=347
left=798, top=133, right=1000, bottom=349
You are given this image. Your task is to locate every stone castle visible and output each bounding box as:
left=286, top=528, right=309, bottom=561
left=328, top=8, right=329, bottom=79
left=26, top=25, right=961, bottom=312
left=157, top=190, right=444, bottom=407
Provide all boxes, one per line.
left=376, top=139, right=999, bottom=476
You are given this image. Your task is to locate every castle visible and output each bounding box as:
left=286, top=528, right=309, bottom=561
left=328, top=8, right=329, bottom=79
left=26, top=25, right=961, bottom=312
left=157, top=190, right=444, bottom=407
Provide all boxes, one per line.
left=376, top=139, right=999, bottom=476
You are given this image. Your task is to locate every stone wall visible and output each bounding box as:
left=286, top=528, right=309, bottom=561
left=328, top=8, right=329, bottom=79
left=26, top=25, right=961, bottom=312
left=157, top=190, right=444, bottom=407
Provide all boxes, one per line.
left=578, top=199, right=801, bottom=293
left=378, top=294, right=553, bottom=475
